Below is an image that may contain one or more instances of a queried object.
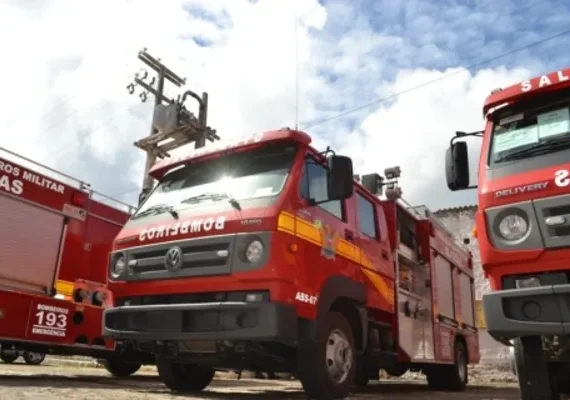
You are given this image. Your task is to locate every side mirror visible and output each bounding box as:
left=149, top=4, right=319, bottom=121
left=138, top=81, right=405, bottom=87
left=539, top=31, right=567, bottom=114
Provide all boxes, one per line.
left=327, top=155, right=354, bottom=200
left=445, top=141, right=470, bottom=190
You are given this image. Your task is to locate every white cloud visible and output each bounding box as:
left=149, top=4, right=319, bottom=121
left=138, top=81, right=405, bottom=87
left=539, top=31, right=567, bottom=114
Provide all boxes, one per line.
left=0, top=0, right=541, bottom=211
left=0, top=0, right=328, bottom=202
left=340, top=65, right=532, bottom=209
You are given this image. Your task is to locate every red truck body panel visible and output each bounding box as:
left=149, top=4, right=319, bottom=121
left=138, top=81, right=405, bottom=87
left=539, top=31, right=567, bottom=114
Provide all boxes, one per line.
left=0, top=147, right=133, bottom=353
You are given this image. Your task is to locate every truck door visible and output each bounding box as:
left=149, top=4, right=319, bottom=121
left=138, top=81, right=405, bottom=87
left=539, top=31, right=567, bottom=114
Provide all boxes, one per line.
left=0, top=192, right=66, bottom=295
left=354, top=191, right=394, bottom=312
left=297, top=155, right=353, bottom=313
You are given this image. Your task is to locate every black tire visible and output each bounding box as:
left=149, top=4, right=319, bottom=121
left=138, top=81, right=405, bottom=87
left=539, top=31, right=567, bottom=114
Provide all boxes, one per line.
left=385, top=364, right=408, bottom=378
left=297, top=311, right=357, bottom=399
left=22, top=352, right=46, bottom=366
left=0, top=349, right=19, bottom=364
left=426, top=339, right=468, bottom=391
left=513, top=336, right=559, bottom=400
left=101, top=358, right=141, bottom=377
left=508, top=343, right=517, bottom=376
left=156, top=358, right=215, bottom=392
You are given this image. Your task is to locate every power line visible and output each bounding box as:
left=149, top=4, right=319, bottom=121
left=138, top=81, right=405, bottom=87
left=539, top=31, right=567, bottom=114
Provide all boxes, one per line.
left=301, top=28, right=570, bottom=130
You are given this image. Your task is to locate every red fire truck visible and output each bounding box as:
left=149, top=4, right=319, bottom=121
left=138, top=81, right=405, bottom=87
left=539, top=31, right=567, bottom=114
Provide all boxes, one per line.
left=445, top=66, right=570, bottom=399
left=102, top=128, right=479, bottom=399
left=0, top=146, right=151, bottom=375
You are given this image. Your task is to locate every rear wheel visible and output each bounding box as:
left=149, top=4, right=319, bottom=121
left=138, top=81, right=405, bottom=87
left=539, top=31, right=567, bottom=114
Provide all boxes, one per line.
left=426, top=339, right=468, bottom=391
left=101, top=358, right=141, bottom=377
left=156, top=358, right=215, bottom=392
left=513, top=336, right=559, bottom=400
left=0, top=349, right=19, bottom=364
left=297, top=311, right=357, bottom=399
left=22, top=352, right=46, bottom=366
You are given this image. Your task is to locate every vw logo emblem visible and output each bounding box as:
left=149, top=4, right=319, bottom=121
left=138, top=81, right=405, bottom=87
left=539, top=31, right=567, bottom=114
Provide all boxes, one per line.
left=164, top=246, right=183, bottom=271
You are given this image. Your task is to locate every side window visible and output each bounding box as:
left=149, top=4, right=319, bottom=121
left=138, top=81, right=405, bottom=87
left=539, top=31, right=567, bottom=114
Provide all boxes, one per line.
left=356, top=192, right=378, bottom=239
left=300, top=158, right=343, bottom=220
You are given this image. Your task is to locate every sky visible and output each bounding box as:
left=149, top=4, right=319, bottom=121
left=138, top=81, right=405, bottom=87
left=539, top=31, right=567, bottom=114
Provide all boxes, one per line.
left=1, top=0, right=570, bottom=211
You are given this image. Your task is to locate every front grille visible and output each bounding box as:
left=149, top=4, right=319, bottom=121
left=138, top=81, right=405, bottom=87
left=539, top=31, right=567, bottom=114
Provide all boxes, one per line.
left=122, top=234, right=236, bottom=281
left=131, top=242, right=230, bottom=273
left=535, top=194, right=570, bottom=249
left=116, top=290, right=270, bottom=307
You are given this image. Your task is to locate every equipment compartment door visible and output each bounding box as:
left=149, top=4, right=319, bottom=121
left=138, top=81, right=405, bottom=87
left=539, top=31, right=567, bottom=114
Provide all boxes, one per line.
left=418, top=261, right=435, bottom=360
left=397, top=257, right=435, bottom=361
left=0, top=194, right=65, bottom=295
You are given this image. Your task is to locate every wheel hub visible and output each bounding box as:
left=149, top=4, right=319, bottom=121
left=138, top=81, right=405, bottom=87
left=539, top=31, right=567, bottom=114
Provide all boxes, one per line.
left=325, top=329, right=353, bottom=384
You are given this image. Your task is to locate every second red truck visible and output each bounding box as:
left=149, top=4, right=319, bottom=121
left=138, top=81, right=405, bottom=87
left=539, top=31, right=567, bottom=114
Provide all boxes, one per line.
left=103, top=128, right=479, bottom=399
left=0, top=147, right=152, bottom=374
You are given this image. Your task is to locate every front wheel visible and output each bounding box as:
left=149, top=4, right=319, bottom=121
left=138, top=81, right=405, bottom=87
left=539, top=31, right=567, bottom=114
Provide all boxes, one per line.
left=100, top=358, right=141, bottom=377
left=156, top=358, right=215, bottom=392
left=22, top=352, right=46, bottom=366
left=297, top=311, right=357, bottom=399
left=513, top=336, right=559, bottom=400
left=0, top=349, right=19, bottom=364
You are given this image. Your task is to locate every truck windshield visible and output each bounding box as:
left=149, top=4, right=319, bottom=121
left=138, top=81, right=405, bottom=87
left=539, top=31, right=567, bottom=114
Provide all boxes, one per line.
left=133, top=142, right=297, bottom=219
left=490, top=102, right=570, bottom=165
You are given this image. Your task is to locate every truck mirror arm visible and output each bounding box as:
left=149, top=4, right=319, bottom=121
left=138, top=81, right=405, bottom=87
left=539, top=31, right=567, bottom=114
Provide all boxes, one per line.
left=451, top=130, right=484, bottom=146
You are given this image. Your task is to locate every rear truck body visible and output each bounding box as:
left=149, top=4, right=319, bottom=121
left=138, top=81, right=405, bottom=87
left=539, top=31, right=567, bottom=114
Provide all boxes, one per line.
left=444, top=66, right=570, bottom=399
left=0, top=147, right=152, bottom=375
left=103, top=128, right=478, bottom=399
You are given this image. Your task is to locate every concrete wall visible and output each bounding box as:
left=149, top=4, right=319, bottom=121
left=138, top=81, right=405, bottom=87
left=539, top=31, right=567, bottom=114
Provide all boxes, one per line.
left=433, top=206, right=510, bottom=365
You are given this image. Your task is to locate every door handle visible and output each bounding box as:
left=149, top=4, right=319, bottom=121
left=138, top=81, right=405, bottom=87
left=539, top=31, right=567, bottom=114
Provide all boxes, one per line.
left=345, top=229, right=354, bottom=242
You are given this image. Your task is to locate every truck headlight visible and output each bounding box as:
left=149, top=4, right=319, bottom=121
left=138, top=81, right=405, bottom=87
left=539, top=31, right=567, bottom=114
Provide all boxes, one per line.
left=498, top=213, right=529, bottom=241
left=111, top=254, right=127, bottom=278
left=245, top=240, right=264, bottom=263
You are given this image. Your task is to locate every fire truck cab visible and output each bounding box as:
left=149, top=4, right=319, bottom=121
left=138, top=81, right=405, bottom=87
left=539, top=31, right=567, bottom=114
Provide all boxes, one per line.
left=103, top=128, right=478, bottom=399
left=0, top=147, right=151, bottom=375
left=444, top=66, right=570, bottom=399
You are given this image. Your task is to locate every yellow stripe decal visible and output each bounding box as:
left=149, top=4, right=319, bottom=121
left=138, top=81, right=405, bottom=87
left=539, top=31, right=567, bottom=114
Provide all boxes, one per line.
left=278, top=211, right=394, bottom=306
left=55, top=279, right=74, bottom=296
left=277, top=211, right=296, bottom=235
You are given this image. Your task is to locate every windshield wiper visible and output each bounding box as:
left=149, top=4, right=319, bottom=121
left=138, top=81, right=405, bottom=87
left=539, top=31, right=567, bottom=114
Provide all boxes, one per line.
left=181, top=192, right=241, bottom=211
left=133, top=203, right=179, bottom=220
left=496, top=136, right=570, bottom=163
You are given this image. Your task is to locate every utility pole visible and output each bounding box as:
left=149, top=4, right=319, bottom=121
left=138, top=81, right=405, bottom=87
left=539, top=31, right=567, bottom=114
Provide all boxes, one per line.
left=127, top=48, right=219, bottom=204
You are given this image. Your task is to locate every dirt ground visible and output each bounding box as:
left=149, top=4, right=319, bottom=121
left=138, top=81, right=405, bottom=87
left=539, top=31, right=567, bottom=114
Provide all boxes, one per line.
left=0, top=358, right=525, bottom=400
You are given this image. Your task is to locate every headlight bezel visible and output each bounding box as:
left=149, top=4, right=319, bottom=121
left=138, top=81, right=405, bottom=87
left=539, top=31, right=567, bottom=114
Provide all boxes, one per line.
left=110, top=252, right=127, bottom=279
left=245, top=239, right=264, bottom=263
left=493, top=207, right=531, bottom=243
